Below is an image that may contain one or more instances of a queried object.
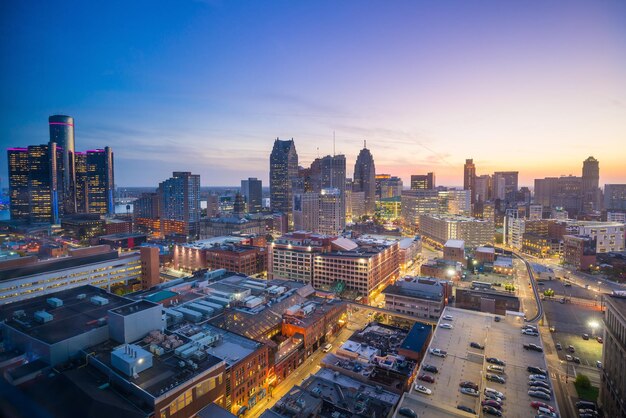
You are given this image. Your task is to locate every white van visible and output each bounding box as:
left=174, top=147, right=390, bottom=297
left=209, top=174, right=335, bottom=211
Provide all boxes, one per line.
left=323, top=343, right=333, bottom=353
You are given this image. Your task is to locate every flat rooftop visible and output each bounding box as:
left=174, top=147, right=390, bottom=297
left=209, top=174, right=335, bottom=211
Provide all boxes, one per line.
left=445, top=239, right=465, bottom=249
left=0, top=285, right=133, bottom=344
left=394, top=307, right=558, bottom=418
left=109, top=300, right=159, bottom=316
left=90, top=338, right=223, bottom=398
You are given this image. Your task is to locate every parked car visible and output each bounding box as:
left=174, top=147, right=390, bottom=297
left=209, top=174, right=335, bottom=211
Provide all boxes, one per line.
left=481, top=400, right=502, bottom=409
left=567, top=345, right=575, bottom=352
left=470, top=342, right=485, bottom=349
left=494, top=316, right=501, bottom=322
left=523, top=329, right=540, bottom=336
left=487, top=365, right=505, bottom=374
left=486, top=373, right=506, bottom=384
left=398, top=407, right=418, bottom=418
left=596, top=336, right=603, bottom=343
left=456, top=405, right=476, bottom=414
left=575, top=401, right=596, bottom=410
left=582, top=333, right=590, bottom=340
left=482, top=406, right=502, bottom=416
left=528, top=381, right=550, bottom=390
left=573, top=356, right=581, bottom=364
left=439, top=323, right=453, bottom=329
left=530, top=401, right=555, bottom=412
left=442, top=314, right=453, bottom=321
left=484, top=393, right=503, bottom=403
left=529, top=374, right=548, bottom=381
left=459, top=381, right=479, bottom=391
left=566, top=354, right=574, bottom=361
left=460, top=387, right=480, bottom=397
left=484, top=388, right=505, bottom=399
left=530, top=386, right=552, bottom=395
left=429, top=348, right=447, bottom=357
left=528, top=390, right=551, bottom=401
left=487, top=357, right=506, bottom=366
left=418, top=374, right=435, bottom=383
left=414, top=384, right=432, bottom=395
left=524, top=343, right=543, bottom=352
left=527, top=366, right=547, bottom=375
left=422, top=364, right=439, bottom=374
left=596, top=361, right=603, bottom=368
left=555, top=342, right=562, bottom=350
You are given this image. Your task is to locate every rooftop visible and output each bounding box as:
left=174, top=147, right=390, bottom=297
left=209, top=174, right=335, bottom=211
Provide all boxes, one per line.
left=383, top=278, right=445, bottom=302
left=399, top=322, right=431, bottom=354
left=394, top=307, right=558, bottom=418
left=445, top=239, right=465, bottom=249
left=476, top=246, right=496, bottom=254
left=0, top=285, right=134, bottom=344
left=177, top=236, right=247, bottom=250
left=109, top=300, right=159, bottom=316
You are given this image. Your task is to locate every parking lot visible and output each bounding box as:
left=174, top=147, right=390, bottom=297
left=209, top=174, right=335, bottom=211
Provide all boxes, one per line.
left=394, top=307, right=558, bottom=418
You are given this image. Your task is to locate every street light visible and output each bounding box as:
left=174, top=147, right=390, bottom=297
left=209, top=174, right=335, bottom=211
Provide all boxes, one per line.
left=589, top=320, right=600, bottom=336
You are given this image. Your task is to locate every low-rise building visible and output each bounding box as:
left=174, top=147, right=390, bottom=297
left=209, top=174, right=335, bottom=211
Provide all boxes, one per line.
left=600, top=293, right=626, bottom=418
left=382, top=277, right=448, bottom=320
left=443, top=239, right=465, bottom=263
left=563, top=234, right=597, bottom=271
left=455, top=287, right=520, bottom=314
left=474, top=246, right=495, bottom=263
left=419, top=214, right=494, bottom=248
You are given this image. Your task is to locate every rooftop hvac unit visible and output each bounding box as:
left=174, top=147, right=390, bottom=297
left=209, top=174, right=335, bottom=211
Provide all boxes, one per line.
left=47, top=298, right=63, bottom=308
left=90, top=296, right=109, bottom=306
left=34, top=311, right=53, bottom=323
left=76, top=294, right=87, bottom=300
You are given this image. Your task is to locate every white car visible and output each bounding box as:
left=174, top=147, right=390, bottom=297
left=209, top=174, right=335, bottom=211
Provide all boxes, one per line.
left=414, top=384, right=432, bottom=395
left=460, top=387, right=479, bottom=397
left=439, top=323, right=454, bottom=329
left=429, top=348, right=447, bottom=357
left=522, top=329, right=539, bottom=336
left=442, top=314, right=453, bottom=321
left=529, top=374, right=547, bottom=381
left=565, top=355, right=573, bottom=361
left=484, top=388, right=505, bottom=399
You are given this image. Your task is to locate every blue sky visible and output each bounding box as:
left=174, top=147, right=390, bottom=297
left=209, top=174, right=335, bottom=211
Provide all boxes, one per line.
left=1, top=0, right=625, bottom=187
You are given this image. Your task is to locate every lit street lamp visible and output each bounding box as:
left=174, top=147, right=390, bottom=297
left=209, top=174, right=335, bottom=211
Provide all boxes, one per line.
left=588, top=320, right=600, bottom=336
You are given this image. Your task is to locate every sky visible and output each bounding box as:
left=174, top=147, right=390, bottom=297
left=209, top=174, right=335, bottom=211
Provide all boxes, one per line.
left=1, top=0, right=625, bottom=188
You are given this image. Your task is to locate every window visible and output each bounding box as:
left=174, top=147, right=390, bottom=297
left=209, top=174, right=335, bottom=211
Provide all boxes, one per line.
left=169, top=388, right=193, bottom=415
left=196, top=376, right=217, bottom=397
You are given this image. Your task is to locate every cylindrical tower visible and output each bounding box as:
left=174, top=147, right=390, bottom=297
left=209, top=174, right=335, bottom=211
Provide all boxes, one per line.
left=49, top=115, right=76, bottom=213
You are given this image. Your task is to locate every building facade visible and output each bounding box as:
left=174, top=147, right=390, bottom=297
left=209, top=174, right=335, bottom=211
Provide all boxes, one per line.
left=352, top=143, right=376, bottom=215
left=159, top=172, right=201, bottom=239
left=269, top=138, right=298, bottom=226
left=241, top=177, right=262, bottom=213
left=600, top=294, right=626, bottom=418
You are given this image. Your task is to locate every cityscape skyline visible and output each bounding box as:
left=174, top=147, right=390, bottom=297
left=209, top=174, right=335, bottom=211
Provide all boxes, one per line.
left=2, top=1, right=626, bottom=187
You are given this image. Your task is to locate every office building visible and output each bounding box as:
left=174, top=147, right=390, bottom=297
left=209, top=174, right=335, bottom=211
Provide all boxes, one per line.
left=443, top=239, right=465, bottom=262
left=74, top=151, right=88, bottom=212
left=268, top=232, right=334, bottom=283
left=534, top=175, right=582, bottom=215
left=49, top=115, right=77, bottom=214
left=28, top=143, right=62, bottom=224
left=410, top=172, right=435, bottom=190
left=85, top=147, right=115, bottom=215
left=383, top=276, right=448, bottom=320
left=318, top=188, right=343, bottom=235
left=7, top=147, right=30, bottom=220
left=0, top=245, right=156, bottom=304
left=378, top=175, right=403, bottom=198
left=349, top=190, right=366, bottom=221
left=241, top=177, right=262, bottom=213
left=493, top=171, right=518, bottom=204
left=159, top=172, right=201, bottom=239
left=401, top=189, right=471, bottom=227
left=419, top=214, right=494, bottom=248
left=352, top=142, right=376, bottom=215
left=600, top=294, right=626, bottom=418
left=293, top=192, right=320, bottom=232
left=474, top=174, right=492, bottom=202
left=464, top=159, right=476, bottom=203
left=269, top=138, right=298, bottom=226
left=604, top=184, right=626, bottom=211
left=563, top=235, right=597, bottom=271
left=376, top=196, right=401, bottom=221
left=582, top=156, right=600, bottom=213
left=576, top=221, right=625, bottom=253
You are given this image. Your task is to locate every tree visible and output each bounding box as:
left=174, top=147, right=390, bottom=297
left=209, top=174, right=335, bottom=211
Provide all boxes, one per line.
left=544, top=289, right=555, bottom=298
left=575, top=374, right=591, bottom=390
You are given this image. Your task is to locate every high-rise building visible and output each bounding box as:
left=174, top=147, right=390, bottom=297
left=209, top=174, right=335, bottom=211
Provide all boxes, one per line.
left=378, top=176, right=403, bottom=199
left=375, top=174, right=391, bottom=199
left=293, top=192, right=320, bottom=232
left=74, top=151, right=88, bottom=213
left=319, top=154, right=346, bottom=226
left=464, top=159, right=476, bottom=203
left=319, top=188, right=344, bottom=235
left=604, top=184, right=626, bottom=210
left=353, top=142, right=376, bottom=215
left=7, top=147, right=29, bottom=220
left=493, top=171, right=519, bottom=205
left=474, top=174, right=492, bottom=202
left=410, top=173, right=435, bottom=190
left=241, top=177, right=262, bottom=213
left=85, top=147, right=115, bottom=215
left=534, top=175, right=582, bottom=216
left=49, top=115, right=77, bottom=214
left=270, top=138, right=298, bottom=226
left=28, top=144, right=62, bottom=224
left=600, top=294, right=626, bottom=418
left=159, top=171, right=201, bottom=238
left=582, top=156, right=600, bottom=213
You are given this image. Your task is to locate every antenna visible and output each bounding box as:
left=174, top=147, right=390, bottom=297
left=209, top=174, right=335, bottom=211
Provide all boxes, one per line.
left=333, top=131, right=336, bottom=157
left=364, top=140, right=366, bottom=149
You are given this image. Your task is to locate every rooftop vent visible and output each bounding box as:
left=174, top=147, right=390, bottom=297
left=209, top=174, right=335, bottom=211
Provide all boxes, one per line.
left=90, top=296, right=109, bottom=306
left=47, top=298, right=63, bottom=308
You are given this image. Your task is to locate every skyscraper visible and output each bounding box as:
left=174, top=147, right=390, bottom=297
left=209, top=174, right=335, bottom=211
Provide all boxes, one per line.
left=493, top=171, right=519, bottom=205
left=74, top=151, right=88, bottom=213
left=85, top=147, right=115, bottom=215
left=582, top=156, right=600, bottom=213
left=464, top=159, right=476, bottom=203
left=353, top=142, right=376, bottom=215
left=241, top=177, right=262, bottom=213
left=270, top=138, right=298, bottom=227
left=293, top=192, right=320, bottom=232
left=159, top=172, right=201, bottom=239
left=7, top=148, right=30, bottom=220
left=320, top=154, right=346, bottom=226
left=49, top=115, right=77, bottom=214
left=410, top=173, right=435, bottom=190
left=319, top=188, right=343, bottom=235
left=27, top=144, right=62, bottom=223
